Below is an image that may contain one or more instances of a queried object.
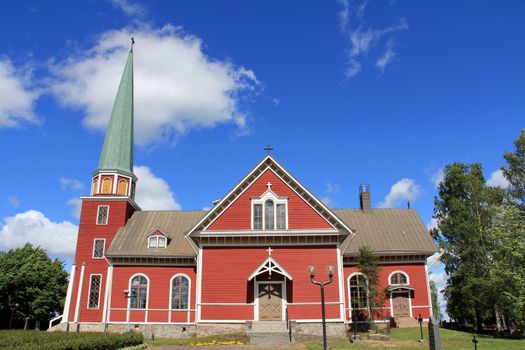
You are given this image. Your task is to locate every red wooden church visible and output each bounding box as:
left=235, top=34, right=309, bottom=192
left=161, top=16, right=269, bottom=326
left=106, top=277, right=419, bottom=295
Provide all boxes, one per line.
left=56, top=46, right=437, bottom=337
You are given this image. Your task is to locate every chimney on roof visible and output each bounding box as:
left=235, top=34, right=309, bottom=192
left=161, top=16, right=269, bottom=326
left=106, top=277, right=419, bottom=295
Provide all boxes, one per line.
left=359, top=184, right=371, bottom=212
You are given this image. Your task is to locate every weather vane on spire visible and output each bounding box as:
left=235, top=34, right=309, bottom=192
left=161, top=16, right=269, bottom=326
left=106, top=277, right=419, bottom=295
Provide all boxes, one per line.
left=264, top=144, right=274, bottom=155
left=130, top=37, right=135, bottom=52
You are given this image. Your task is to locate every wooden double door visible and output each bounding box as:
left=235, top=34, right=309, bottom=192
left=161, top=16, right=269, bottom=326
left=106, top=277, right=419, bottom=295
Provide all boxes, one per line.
left=258, top=283, right=283, bottom=320
left=392, top=291, right=410, bottom=317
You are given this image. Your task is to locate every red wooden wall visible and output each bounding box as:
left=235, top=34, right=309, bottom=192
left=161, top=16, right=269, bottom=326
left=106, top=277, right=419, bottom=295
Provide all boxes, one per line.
left=343, top=263, right=431, bottom=320
left=200, top=246, right=341, bottom=321
left=208, top=169, right=333, bottom=231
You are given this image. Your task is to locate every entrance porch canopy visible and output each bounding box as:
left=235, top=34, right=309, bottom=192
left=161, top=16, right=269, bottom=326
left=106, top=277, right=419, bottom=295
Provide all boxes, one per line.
left=247, top=256, right=293, bottom=281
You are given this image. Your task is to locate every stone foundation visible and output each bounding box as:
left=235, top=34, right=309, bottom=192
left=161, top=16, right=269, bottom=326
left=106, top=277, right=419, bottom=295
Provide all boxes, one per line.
left=291, top=322, right=347, bottom=341
left=195, top=323, right=247, bottom=337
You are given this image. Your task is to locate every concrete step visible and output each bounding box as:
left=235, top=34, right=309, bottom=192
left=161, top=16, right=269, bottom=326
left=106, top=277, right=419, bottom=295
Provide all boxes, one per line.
left=396, top=316, right=420, bottom=328
left=248, top=321, right=291, bottom=345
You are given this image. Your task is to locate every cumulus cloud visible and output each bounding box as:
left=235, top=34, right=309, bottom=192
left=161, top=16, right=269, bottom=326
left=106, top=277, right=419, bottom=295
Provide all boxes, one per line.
left=430, top=167, right=444, bottom=188
left=337, top=0, right=407, bottom=78
left=60, top=177, right=85, bottom=191
left=379, top=178, right=421, bottom=208
left=66, top=197, right=82, bottom=219
left=486, top=169, right=510, bottom=188
left=0, top=210, right=78, bottom=257
left=111, top=0, right=146, bottom=17
left=50, top=25, right=258, bottom=146
left=0, top=59, right=39, bottom=128
left=134, top=165, right=181, bottom=210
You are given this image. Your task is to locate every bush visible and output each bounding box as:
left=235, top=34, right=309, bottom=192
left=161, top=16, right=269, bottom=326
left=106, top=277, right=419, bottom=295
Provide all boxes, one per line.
left=0, top=330, right=143, bottom=350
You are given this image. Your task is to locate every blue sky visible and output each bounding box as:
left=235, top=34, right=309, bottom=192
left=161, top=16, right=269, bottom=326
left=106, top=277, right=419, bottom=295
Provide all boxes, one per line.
left=0, top=0, right=523, bottom=318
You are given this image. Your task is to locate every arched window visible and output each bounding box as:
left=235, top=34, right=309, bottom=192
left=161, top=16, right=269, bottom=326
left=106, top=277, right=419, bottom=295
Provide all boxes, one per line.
left=130, top=275, right=148, bottom=309
left=390, top=272, right=408, bottom=285
left=101, top=178, right=112, bottom=194
left=349, top=274, right=368, bottom=309
left=265, top=200, right=275, bottom=229
left=92, top=178, right=99, bottom=195
left=118, top=180, right=128, bottom=195
left=171, top=275, right=190, bottom=310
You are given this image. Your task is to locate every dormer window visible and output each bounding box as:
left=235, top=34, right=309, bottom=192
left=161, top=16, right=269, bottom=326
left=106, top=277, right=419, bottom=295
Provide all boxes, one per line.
left=252, top=187, right=288, bottom=230
left=147, top=228, right=170, bottom=248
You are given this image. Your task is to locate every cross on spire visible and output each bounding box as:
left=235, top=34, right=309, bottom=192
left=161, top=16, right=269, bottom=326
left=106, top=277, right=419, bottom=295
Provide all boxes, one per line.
left=130, top=37, right=135, bottom=52
left=264, top=144, right=274, bottom=155
left=266, top=247, right=273, bottom=256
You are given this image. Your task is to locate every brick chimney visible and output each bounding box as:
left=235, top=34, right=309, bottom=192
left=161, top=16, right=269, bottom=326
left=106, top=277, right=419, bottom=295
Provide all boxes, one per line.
left=359, top=184, right=371, bottom=211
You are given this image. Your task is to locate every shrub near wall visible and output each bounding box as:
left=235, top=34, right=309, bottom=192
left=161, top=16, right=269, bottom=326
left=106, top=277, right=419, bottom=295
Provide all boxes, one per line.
left=0, top=330, right=143, bottom=350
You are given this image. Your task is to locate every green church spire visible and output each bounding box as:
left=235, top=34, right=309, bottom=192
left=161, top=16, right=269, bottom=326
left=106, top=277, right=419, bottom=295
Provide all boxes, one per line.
left=97, top=46, right=134, bottom=175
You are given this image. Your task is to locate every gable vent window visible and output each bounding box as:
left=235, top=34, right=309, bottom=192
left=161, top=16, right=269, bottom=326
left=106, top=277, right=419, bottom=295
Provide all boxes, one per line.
left=93, top=239, right=105, bottom=258
left=252, top=193, right=288, bottom=230
left=97, top=206, right=109, bottom=225
left=148, top=235, right=167, bottom=248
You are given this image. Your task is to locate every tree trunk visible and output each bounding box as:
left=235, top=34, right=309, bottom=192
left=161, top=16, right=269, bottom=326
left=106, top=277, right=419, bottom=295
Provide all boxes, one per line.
left=495, top=306, right=502, bottom=332
left=475, top=307, right=483, bottom=333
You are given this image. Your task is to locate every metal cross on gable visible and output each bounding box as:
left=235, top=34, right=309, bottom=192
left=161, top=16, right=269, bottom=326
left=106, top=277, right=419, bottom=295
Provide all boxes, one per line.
left=266, top=247, right=273, bottom=256
left=264, top=144, right=274, bottom=155
left=266, top=182, right=272, bottom=191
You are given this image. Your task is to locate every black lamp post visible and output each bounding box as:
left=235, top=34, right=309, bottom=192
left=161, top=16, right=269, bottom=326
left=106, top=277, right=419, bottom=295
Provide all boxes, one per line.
left=472, top=334, right=478, bottom=350
left=308, top=264, right=334, bottom=350
left=9, top=302, right=19, bottom=329
left=417, top=313, right=423, bottom=341
left=123, top=289, right=136, bottom=333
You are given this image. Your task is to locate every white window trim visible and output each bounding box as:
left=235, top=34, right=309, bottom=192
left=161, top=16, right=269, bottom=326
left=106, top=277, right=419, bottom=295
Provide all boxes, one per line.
left=169, top=273, right=192, bottom=313
left=92, top=238, right=106, bottom=259
left=388, top=270, right=410, bottom=285
left=251, top=190, right=288, bottom=230
left=96, top=205, right=110, bottom=225
left=87, top=273, right=102, bottom=309
left=147, top=235, right=168, bottom=249
left=347, top=272, right=370, bottom=313
left=128, top=273, right=150, bottom=311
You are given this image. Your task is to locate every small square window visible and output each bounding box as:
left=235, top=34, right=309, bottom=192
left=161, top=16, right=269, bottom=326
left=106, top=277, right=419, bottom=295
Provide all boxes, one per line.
left=148, top=236, right=157, bottom=248
left=93, top=239, right=105, bottom=258
left=97, top=206, right=109, bottom=225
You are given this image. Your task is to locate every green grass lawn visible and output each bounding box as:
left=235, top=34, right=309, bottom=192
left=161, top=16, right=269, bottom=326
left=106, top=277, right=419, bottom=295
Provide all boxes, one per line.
left=306, top=327, right=525, bottom=350
left=146, top=332, right=249, bottom=347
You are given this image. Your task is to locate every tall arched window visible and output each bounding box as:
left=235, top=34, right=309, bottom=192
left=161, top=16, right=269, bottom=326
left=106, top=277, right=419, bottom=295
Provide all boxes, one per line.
left=390, top=272, right=408, bottom=285
left=171, top=275, right=190, bottom=310
left=130, top=275, right=148, bottom=309
left=265, top=200, right=275, bottom=229
left=118, top=180, right=128, bottom=195
left=101, top=178, right=112, bottom=194
left=349, top=274, right=368, bottom=309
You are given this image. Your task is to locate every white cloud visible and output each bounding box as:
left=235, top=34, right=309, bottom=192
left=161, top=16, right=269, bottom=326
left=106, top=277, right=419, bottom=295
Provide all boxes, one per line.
left=134, top=165, right=181, bottom=210
left=66, top=197, right=82, bottom=219
left=7, top=196, right=20, bottom=209
left=337, top=0, right=407, bottom=78
left=486, top=169, right=509, bottom=188
left=376, top=40, right=395, bottom=72
left=111, top=0, right=146, bottom=17
left=60, top=177, right=85, bottom=191
left=427, top=217, right=438, bottom=231
left=50, top=25, right=258, bottom=146
left=321, top=182, right=341, bottom=207
left=0, top=210, right=77, bottom=257
left=0, top=59, right=39, bottom=128
left=379, top=178, right=421, bottom=208
left=430, top=167, right=444, bottom=188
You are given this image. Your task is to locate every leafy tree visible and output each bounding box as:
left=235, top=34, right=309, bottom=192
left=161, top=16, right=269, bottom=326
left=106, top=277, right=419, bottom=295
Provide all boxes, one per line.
left=502, top=129, right=525, bottom=206
left=429, top=280, right=443, bottom=321
left=431, top=163, right=503, bottom=332
left=487, top=204, right=525, bottom=331
left=0, top=244, right=68, bottom=328
left=357, top=246, right=385, bottom=324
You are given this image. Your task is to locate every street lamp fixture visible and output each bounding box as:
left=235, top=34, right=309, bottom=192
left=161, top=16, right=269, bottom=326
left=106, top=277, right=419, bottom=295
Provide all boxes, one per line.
left=9, top=302, right=19, bottom=329
left=307, top=264, right=334, bottom=350
left=123, top=289, right=136, bottom=333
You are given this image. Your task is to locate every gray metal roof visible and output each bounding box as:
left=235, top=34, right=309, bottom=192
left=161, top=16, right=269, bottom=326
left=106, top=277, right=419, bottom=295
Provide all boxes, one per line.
left=106, top=210, right=207, bottom=258
left=106, top=208, right=437, bottom=258
left=334, top=209, right=438, bottom=256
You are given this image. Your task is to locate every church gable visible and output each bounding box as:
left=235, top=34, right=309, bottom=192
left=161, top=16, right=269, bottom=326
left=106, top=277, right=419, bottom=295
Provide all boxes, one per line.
left=188, top=156, right=352, bottom=234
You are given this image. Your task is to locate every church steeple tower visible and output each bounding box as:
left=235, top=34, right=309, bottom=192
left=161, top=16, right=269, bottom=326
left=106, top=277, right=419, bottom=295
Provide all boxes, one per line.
left=90, top=45, right=137, bottom=199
